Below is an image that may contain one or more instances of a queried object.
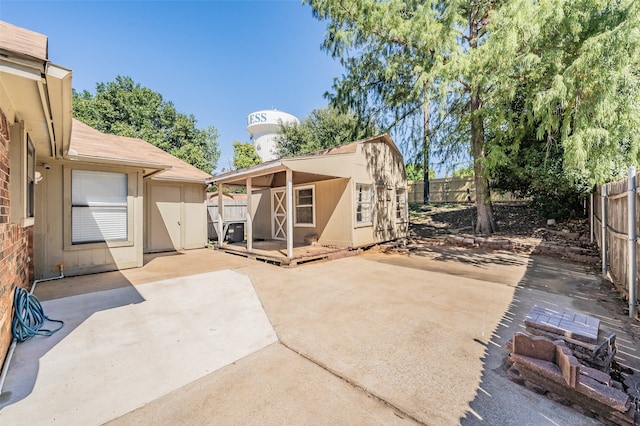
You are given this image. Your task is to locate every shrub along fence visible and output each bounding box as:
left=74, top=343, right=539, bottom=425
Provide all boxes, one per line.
left=593, top=167, right=639, bottom=319
left=407, top=177, right=522, bottom=204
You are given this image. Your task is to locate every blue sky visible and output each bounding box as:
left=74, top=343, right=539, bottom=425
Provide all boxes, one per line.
left=0, top=0, right=343, bottom=172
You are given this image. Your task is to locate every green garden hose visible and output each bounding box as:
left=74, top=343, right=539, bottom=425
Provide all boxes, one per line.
left=11, top=287, right=64, bottom=342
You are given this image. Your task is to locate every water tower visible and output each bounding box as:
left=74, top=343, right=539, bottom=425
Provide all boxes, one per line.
left=247, top=109, right=299, bottom=162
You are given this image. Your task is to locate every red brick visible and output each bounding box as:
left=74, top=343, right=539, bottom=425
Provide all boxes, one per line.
left=512, top=332, right=557, bottom=362
left=0, top=108, right=32, bottom=364
left=556, top=345, right=580, bottom=388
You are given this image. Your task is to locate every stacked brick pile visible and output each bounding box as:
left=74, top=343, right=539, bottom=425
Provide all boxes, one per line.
left=444, top=234, right=600, bottom=263
left=507, top=306, right=638, bottom=425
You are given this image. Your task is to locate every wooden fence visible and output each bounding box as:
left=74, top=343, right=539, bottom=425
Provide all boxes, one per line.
left=594, top=167, right=639, bottom=319
left=407, top=177, right=522, bottom=204
left=207, top=198, right=247, bottom=240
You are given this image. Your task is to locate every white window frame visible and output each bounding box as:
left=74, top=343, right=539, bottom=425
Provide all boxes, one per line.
left=26, top=136, right=35, bottom=219
left=8, top=124, right=35, bottom=227
left=354, top=183, right=373, bottom=227
left=294, top=184, right=315, bottom=227
left=395, top=187, right=407, bottom=223
left=63, top=167, right=135, bottom=250
left=71, top=170, right=128, bottom=244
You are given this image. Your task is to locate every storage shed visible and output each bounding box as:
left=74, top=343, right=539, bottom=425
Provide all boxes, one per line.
left=209, top=134, right=408, bottom=264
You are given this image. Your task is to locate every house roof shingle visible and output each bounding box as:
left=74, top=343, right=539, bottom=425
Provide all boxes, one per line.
left=69, top=119, right=212, bottom=183
left=0, top=21, right=48, bottom=61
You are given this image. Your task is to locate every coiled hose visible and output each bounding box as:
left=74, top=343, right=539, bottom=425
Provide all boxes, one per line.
left=11, top=287, right=64, bottom=342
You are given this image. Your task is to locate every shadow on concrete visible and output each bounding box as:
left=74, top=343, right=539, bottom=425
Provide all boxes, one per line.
left=0, top=270, right=144, bottom=409
left=410, top=245, right=527, bottom=268
left=143, top=250, right=183, bottom=265
left=459, top=254, right=639, bottom=425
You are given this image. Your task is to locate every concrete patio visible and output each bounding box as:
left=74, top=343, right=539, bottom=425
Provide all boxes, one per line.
left=0, top=247, right=637, bottom=424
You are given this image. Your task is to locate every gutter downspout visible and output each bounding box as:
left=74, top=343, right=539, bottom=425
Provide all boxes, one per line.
left=0, top=264, right=64, bottom=397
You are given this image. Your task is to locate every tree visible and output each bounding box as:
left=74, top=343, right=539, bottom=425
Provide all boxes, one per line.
left=489, top=0, right=640, bottom=217
left=307, top=0, right=640, bottom=234
left=73, top=75, right=221, bottom=173
left=307, top=0, right=496, bottom=231
left=232, top=141, right=262, bottom=169
left=452, top=165, right=474, bottom=179
left=308, top=1, right=468, bottom=206
left=406, top=162, right=435, bottom=181
left=275, top=107, right=377, bottom=157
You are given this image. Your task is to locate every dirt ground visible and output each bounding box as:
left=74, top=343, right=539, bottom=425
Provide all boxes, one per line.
left=407, top=201, right=640, bottom=353
left=409, top=202, right=595, bottom=250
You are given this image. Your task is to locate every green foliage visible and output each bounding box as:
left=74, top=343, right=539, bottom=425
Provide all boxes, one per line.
left=307, top=0, right=640, bottom=232
left=275, top=107, right=377, bottom=157
left=452, top=165, right=474, bottom=179
left=492, top=140, right=591, bottom=220
left=405, top=162, right=435, bottom=181
left=73, top=75, right=221, bottom=173
left=484, top=0, right=640, bottom=187
left=232, top=141, right=262, bottom=169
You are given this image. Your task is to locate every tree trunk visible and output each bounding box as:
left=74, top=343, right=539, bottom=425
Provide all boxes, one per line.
left=423, top=91, right=430, bottom=204
left=471, top=93, right=496, bottom=234
left=468, top=6, right=495, bottom=235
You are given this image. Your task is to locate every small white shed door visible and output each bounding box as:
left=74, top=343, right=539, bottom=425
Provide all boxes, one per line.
left=149, top=185, right=182, bottom=251
left=271, top=189, right=287, bottom=240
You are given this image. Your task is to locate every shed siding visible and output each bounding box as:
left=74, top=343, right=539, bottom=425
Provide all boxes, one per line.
left=302, top=178, right=352, bottom=247
left=182, top=184, right=207, bottom=249
left=352, top=141, right=407, bottom=247
left=251, top=189, right=271, bottom=240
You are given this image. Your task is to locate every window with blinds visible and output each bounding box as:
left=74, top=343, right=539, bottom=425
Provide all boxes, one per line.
left=71, top=170, right=128, bottom=244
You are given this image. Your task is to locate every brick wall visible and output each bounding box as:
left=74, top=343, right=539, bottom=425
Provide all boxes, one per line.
left=0, top=109, right=32, bottom=365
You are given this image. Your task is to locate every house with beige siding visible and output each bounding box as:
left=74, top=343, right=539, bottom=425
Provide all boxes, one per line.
left=209, top=134, right=408, bottom=263
left=0, top=21, right=210, bottom=364
left=35, top=119, right=211, bottom=278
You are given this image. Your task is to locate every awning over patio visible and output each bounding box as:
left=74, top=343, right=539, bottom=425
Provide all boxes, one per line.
left=207, top=134, right=399, bottom=260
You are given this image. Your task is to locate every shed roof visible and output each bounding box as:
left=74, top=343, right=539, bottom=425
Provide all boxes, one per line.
left=0, top=21, right=48, bottom=61
left=68, top=119, right=212, bottom=183
left=209, top=133, right=400, bottom=186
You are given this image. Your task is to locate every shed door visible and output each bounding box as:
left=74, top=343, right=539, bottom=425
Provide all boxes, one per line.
left=149, top=185, right=182, bottom=251
left=271, top=188, right=287, bottom=240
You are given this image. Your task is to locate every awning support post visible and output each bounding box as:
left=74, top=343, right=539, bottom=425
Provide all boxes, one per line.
left=218, top=184, right=224, bottom=245
left=246, top=177, right=253, bottom=252
left=286, top=169, right=293, bottom=259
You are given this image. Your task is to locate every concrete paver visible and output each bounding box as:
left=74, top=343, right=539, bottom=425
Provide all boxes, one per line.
left=525, top=305, right=600, bottom=344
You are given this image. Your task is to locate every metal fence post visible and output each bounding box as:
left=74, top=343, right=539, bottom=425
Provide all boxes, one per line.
left=590, top=192, right=594, bottom=244
left=601, top=184, right=608, bottom=278
left=628, top=166, right=637, bottom=319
